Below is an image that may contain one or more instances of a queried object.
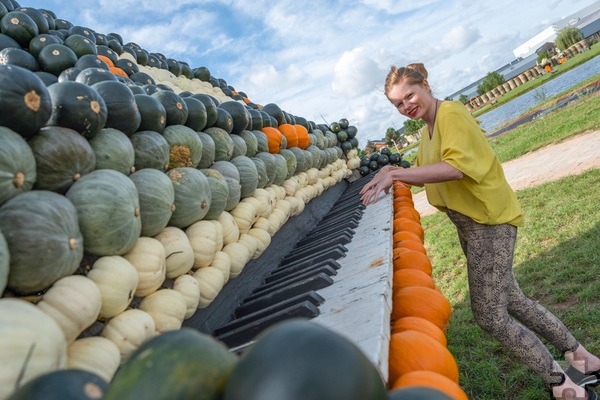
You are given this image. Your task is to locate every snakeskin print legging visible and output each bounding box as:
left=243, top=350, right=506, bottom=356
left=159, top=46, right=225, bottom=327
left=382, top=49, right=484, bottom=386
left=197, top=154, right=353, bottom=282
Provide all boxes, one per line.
left=446, top=209, right=579, bottom=386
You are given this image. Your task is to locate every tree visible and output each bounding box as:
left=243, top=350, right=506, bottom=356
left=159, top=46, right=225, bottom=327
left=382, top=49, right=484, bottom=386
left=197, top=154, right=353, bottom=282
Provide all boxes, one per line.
left=555, top=27, right=583, bottom=51
left=458, top=94, right=469, bottom=104
left=477, top=71, right=505, bottom=95
left=365, top=140, right=377, bottom=154
left=385, top=127, right=403, bottom=148
left=537, top=50, right=551, bottom=65
left=403, top=119, right=424, bottom=140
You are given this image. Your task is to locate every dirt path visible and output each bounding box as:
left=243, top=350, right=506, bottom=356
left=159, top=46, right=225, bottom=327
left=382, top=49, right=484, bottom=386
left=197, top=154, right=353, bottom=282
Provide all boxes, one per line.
left=414, top=129, right=600, bottom=216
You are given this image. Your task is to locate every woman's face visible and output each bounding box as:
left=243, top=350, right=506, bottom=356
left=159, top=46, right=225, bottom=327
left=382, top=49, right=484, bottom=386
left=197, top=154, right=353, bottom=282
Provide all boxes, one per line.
left=387, top=80, right=432, bottom=120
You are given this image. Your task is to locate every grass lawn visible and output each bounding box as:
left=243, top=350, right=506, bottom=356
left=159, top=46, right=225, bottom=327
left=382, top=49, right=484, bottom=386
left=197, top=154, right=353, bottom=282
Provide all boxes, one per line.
left=419, top=89, right=600, bottom=398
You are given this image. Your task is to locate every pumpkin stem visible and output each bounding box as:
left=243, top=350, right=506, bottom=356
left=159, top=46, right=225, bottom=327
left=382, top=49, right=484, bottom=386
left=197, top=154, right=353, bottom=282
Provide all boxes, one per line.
left=73, top=172, right=81, bottom=181
left=84, top=382, right=104, bottom=399
left=134, top=208, right=140, bottom=217
left=69, top=238, right=78, bottom=250
left=168, top=146, right=193, bottom=169
left=24, top=90, right=41, bottom=112
left=12, top=172, right=25, bottom=188
left=90, top=100, right=102, bottom=114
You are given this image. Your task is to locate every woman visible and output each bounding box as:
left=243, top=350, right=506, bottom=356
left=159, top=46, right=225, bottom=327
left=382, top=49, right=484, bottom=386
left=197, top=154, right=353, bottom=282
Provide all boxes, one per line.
left=360, top=63, right=600, bottom=399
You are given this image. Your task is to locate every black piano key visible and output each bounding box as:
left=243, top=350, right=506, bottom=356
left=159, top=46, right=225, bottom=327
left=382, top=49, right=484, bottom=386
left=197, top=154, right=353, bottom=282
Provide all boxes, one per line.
left=277, top=246, right=346, bottom=270
left=295, top=228, right=353, bottom=249
left=280, top=243, right=347, bottom=265
left=265, top=259, right=342, bottom=283
left=252, top=265, right=337, bottom=295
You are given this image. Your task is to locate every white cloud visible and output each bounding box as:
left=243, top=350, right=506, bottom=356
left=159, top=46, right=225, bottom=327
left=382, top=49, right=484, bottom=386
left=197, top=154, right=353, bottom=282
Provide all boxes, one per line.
left=331, top=48, right=387, bottom=98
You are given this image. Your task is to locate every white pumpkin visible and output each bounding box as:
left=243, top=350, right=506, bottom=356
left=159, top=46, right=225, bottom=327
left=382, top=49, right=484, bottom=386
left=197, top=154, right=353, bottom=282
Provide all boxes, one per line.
left=218, top=211, right=240, bottom=245
left=285, top=196, right=301, bottom=216
left=173, top=274, right=201, bottom=319
left=123, top=237, right=166, bottom=297
left=238, top=233, right=258, bottom=259
left=240, top=196, right=265, bottom=220
left=37, top=275, right=102, bottom=344
left=282, top=178, right=299, bottom=196
left=186, top=220, right=223, bottom=269
left=230, top=201, right=257, bottom=234
left=87, top=256, right=139, bottom=319
left=252, top=217, right=271, bottom=233
left=193, top=267, right=225, bottom=308
left=222, top=242, right=251, bottom=278
left=0, top=299, right=67, bottom=399
left=247, top=228, right=272, bottom=259
left=154, top=226, right=195, bottom=279
left=307, top=168, right=319, bottom=185
left=101, top=309, right=155, bottom=363
left=254, top=188, right=274, bottom=217
left=138, top=289, right=187, bottom=333
left=67, top=336, right=121, bottom=382
left=209, top=251, right=231, bottom=283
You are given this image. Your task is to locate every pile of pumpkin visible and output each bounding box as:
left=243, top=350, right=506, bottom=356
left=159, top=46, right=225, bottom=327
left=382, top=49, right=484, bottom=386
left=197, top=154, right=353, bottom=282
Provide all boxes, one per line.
left=359, top=147, right=410, bottom=177
left=386, top=181, right=470, bottom=399
left=0, top=2, right=367, bottom=398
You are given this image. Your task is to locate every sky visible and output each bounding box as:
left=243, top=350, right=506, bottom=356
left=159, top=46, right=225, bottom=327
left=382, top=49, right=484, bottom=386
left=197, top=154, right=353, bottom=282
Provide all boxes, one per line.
left=20, top=0, right=599, bottom=147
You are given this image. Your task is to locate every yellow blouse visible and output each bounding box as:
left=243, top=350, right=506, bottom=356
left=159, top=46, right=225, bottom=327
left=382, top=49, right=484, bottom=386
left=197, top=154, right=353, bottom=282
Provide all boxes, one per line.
left=416, top=101, right=524, bottom=226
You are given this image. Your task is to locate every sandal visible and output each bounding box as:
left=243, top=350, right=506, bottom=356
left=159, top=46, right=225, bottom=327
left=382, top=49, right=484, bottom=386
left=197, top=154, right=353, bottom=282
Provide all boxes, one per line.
left=565, top=365, right=600, bottom=387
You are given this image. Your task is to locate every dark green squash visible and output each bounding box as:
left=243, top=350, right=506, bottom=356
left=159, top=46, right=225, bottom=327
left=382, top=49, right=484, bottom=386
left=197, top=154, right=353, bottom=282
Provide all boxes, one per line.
left=205, top=127, right=234, bottom=161
left=75, top=67, right=118, bottom=85
left=218, top=101, right=249, bottom=134
left=151, top=90, right=188, bottom=126
left=387, top=387, right=454, bottom=400
left=130, top=130, right=170, bottom=171
left=47, top=81, right=107, bottom=139
left=252, top=130, right=269, bottom=153
left=14, top=8, right=48, bottom=35
left=104, top=328, right=237, bottom=400
left=248, top=108, right=263, bottom=131
left=0, top=32, right=20, bottom=51
left=0, top=47, right=39, bottom=71
left=34, top=70, right=57, bottom=86
left=6, top=369, right=108, bottom=400
left=0, top=11, right=38, bottom=47
left=254, top=151, right=277, bottom=187
left=67, top=25, right=96, bottom=43
left=190, top=93, right=218, bottom=128
left=37, top=43, right=77, bottom=76
left=65, top=169, right=141, bottom=256
left=230, top=155, right=258, bottom=199
left=129, top=168, right=175, bottom=237
left=238, top=130, right=258, bottom=157
left=272, top=153, right=288, bottom=186
left=96, top=45, right=118, bottom=65
left=182, top=96, right=207, bottom=131
left=0, top=65, right=51, bottom=138
left=129, top=71, right=155, bottom=85
left=162, top=124, right=203, bottom=169
left=0, top=228, right=8, bottom=296
left=0, top=127, right=36, bottom=205
left=167, top=167, right=211, bottom=229
left=200, top=169, right=229, bottom=220
left=197, top=130, right=215, bottom=169
left=57, top=66, right=80, bottom=82
left=64, top=33, right=96, bottom=58
left=222, top=319, right=387, bottom=400
left=134, top=93, right=167, bottom=133
left=278, top=149, right=297, bottom=179
left=28, top=126, right=96, bottom=193
left=29, top=35, right=62, bottom=60
left=214, top=107, right=234, bottom=134
left=0, top=190, right=84, bottom=294
left=230, top=133, right=247, bottom=159
left=114, top=58, right=138, bottom=76
left=89, top=127, right=136, bottom=175
left=74, top=54, right=109, bottom=70
left=92, top=80, right=141, bottom=136
left=250, top=157, right=269, bottom=189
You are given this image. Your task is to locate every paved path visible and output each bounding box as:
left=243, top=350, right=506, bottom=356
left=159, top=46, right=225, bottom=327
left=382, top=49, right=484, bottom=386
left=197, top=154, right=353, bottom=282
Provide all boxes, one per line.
left=414, top=129, right=600, bottom=216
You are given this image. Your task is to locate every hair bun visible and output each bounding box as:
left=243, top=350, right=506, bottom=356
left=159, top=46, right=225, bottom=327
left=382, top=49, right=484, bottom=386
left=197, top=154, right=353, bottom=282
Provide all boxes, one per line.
left=406, top=62, right=428, bottom=79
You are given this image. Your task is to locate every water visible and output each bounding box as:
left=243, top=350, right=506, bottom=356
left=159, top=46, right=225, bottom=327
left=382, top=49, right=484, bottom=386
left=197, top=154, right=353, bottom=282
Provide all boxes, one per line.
left=477, top=56, right=600, bottom=134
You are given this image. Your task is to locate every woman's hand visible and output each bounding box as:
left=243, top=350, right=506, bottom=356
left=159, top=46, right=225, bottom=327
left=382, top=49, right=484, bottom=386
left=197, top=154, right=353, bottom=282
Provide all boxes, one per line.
left=360, top=171, right=394, bottom=205
left=359, top=165, right=394, bottom=195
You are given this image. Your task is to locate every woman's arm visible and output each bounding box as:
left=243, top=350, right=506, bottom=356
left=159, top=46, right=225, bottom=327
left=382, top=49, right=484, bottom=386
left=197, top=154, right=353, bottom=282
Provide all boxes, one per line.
left=360, top=162, right=463, bottom=205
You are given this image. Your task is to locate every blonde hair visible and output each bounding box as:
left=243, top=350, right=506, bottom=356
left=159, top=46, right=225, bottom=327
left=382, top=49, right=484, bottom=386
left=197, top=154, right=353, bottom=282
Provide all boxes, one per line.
left=384, top=63, right=429, bottom=97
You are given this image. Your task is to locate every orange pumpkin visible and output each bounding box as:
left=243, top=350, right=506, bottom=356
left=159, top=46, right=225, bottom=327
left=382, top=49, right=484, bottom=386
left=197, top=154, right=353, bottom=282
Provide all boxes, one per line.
left=394, top=208, right=421, bottom=223
left=110, top=66, right=128, bottom=77
left=393, top=218, right=424, bottom=241
left=393, top=231, right=423, bottom=244
left=393, top=250, right=432, bottom=275
left=294, top=124, right=310, bottom=149
left=261, top=127, right=284, bottom=154
left=277, top=123, right=299, bottom=148
left=97, top=55, right=114, bottom=68
left=393, top=269, right=436, bottom=291
left=393, top=186, right=412, bottom=198
left=390, top=370, right=468, bottom=399
left=394, top=240, right=426, bottom=255
left=392, top=286, right=452, bottom=331
left=388, top=330, right=459, bottom=385
left=391, top=316, right=447, bottom=346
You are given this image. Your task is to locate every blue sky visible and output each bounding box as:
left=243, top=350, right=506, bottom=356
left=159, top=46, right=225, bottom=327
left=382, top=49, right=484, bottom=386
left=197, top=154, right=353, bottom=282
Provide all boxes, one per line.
left=20, top=0, right=599, bottom=146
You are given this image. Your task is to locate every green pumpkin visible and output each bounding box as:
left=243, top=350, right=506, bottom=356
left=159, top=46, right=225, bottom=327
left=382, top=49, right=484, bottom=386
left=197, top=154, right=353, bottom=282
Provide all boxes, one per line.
left=254, top=151, right=277, bottom=187
left=230, top=133, right=247, bottom=159
left=289, top=147, right=307, bottom=173
left=129, top=169, right=175, bottom=237
left=278, top=149, right=297, bottom=179
left=306, top=145, right=324, bottom=170
left=65, top=169, right=141, bottom=256
left=222, top=319, right=387, bottom=400
left=387, top=387, right=453, bottom=399
left=89, top=128, right=136, bottom=175
left=92, top=80, right=141, bottom=136
left=28, top=126, right=96, bottom=193
left=7, top=369, right=108, bottom=400
left=0, top=127, right=36, bottom=206
left=197, top=130, right=215, bottom=169
left=0, top=190, right=84, bottom=294
left=251, top=157, right=269, bottom=189
left=163, top=124, right=203, bottom=169
left=230, top=156, right=258, bottom=199
left=134, top=94, right=167, bottom=134
left=205, top=127, right=234, bottom=161
left=272, top=154, right=288, bottom=186
left=130, top=130, right=170, bottom=172
left=167, top=167, right=211, bottom=228
left=210, top=161, right=241, bottom=211
left=252, top=130, right=269, bottom=153
left=0, top=229, right=9, bottom=296
left=200, top=169, right=229, bottom=220
left=238, top=129, right=258, bottom=157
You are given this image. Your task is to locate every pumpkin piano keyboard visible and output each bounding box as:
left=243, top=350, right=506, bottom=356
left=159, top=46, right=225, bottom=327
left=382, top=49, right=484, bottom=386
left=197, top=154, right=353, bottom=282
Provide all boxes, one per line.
left=184, top=173, right=394, bottom=381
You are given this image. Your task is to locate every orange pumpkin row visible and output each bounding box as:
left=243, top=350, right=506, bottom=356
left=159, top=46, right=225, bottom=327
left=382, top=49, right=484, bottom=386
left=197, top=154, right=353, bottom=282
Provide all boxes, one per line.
left=387, top=182, right=469, bottom=400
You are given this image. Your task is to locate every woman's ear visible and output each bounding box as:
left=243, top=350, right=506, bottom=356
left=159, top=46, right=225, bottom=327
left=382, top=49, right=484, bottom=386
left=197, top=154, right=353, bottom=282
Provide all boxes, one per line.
left=423, top=79, right=431, bottom=93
